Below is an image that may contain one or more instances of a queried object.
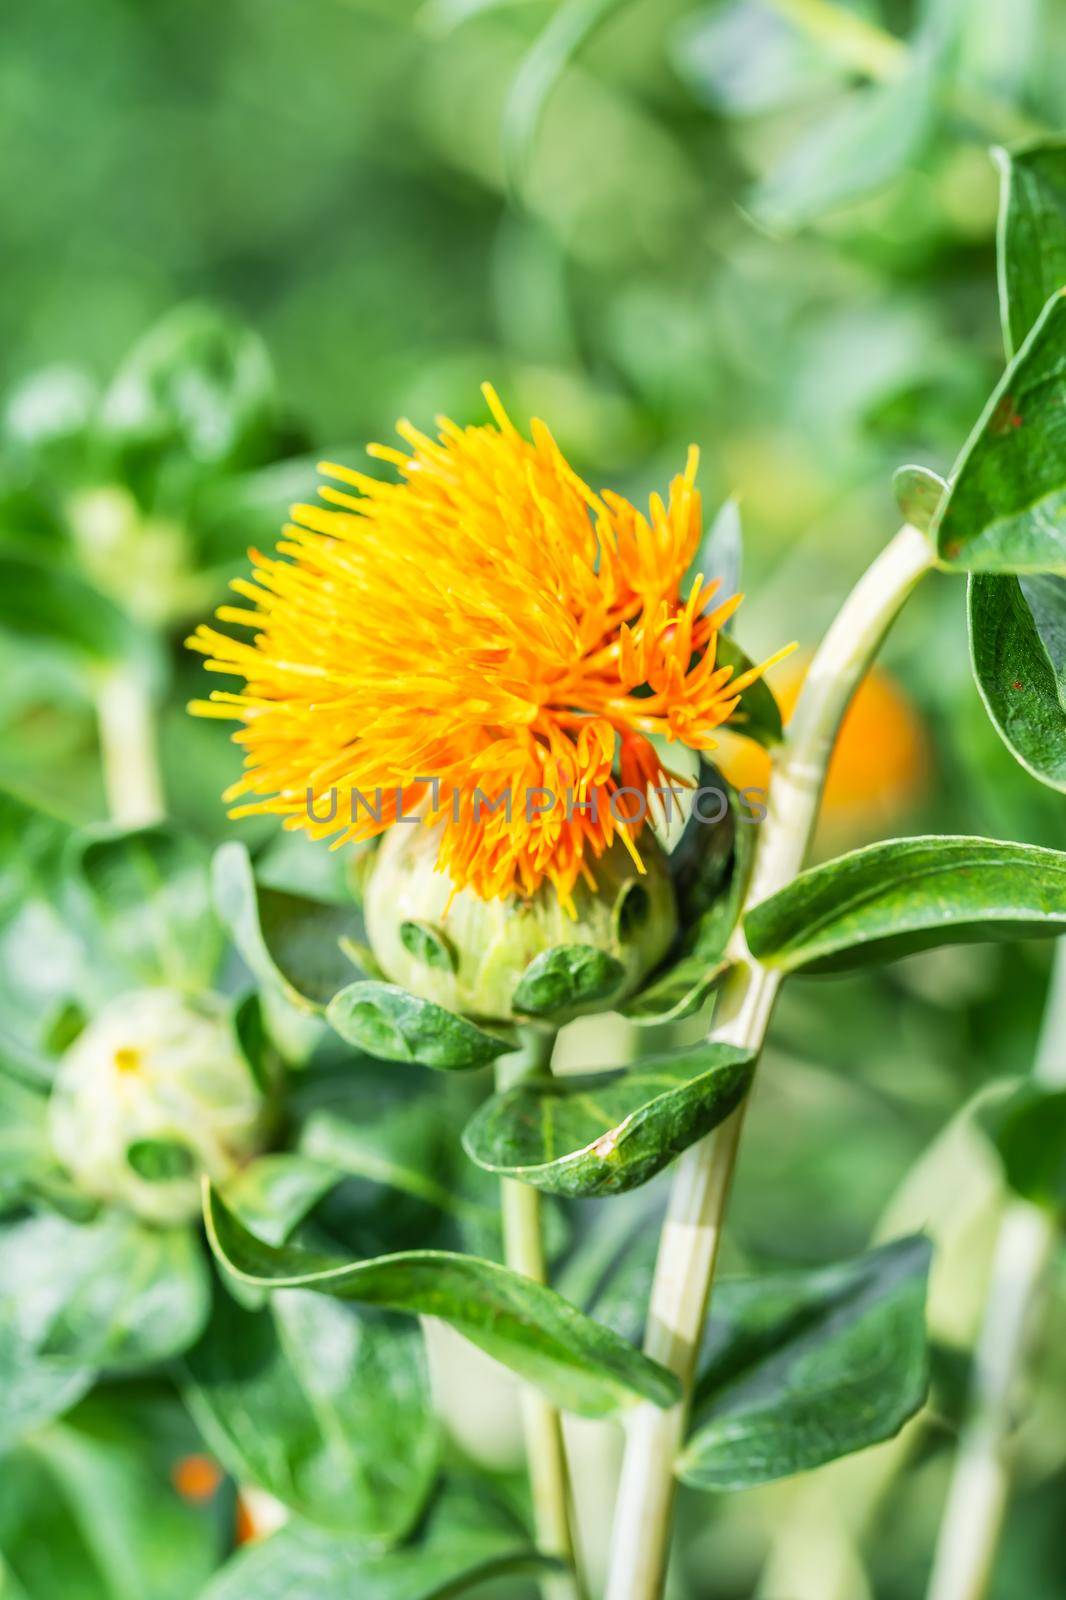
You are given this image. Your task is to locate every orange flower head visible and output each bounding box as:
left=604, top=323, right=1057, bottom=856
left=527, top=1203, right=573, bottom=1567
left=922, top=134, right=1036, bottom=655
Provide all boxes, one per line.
left=188, top=386, right=786, bottom=907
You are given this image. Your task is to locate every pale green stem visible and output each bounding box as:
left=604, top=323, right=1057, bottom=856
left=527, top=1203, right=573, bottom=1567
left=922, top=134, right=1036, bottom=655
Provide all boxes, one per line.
left=926, top=938, right=1066, bottom=1600
left=497, top=1028, right=585, bottom=1600
left=603, top=524, right=936, bottom=1600
left=94, top=664, right=164, bottom=826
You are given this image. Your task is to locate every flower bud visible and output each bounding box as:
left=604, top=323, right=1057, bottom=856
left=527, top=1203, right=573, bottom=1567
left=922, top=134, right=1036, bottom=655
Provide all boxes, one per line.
left=364, top=822, right=678, bottom=1023
left=49, top=988, right=267, bottom=1225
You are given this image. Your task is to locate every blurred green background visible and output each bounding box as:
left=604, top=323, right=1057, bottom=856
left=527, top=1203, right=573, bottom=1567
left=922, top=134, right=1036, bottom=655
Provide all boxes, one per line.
left=1, top=1, right=1064, bottom=1595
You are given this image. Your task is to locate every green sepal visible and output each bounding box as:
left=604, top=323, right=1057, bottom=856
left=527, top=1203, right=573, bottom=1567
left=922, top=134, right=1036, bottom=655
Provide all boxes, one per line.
left=512, top=944, right=626, bottom=1021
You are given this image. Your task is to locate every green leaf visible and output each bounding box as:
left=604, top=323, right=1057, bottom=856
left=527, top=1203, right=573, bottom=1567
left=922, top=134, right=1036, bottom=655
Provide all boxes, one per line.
left=204, top=1185, right=680, bottom=1417
left=0, top=790, right=90, bottom=1062
left=2, top=1209, right=210, bottom=1376
left=222, top=1151, right=341, bottom=1246
left=689, top=496, right=742, bottom=611
left=893, top=464, right=947, bottom=534
left=401, top=919, right=457, bottom=974
left=463, top=1042, right=754, bottom=1197
left=512, top=945, right=625, bottom=1020
left=995, top=138, right=1066, bottom=357
left=969, top=573, right=1066, bottom=791
left=502, top=0, right=622, bottom=189
left=1, top=1398, right=219, bottom=1600
left=184, top=1283, right=440, bottom=1540
left=749, top=54, right=937, bottom=233
left=716, top=634, right=783, bottom=748
left=678, top=1236, right=931, bottom=1490
left=0, top=1240, right=92, bottom=1451
left=0, top=1063, right=55, bottom=1211
left=327, top=982, right=510, bottom=1072
left=0, top=550, right=146, bottom=665
left=198, top=1480, right=560, bottom=1600
left=0, top=1059, right=93, bottom=1220
left=745, top=836, right=1066, bottom=974
left=213, top=841, right=365, bottom=1013
left=300, top=1108, right=495, bottom=1231
left=72, top=824, right=222, bottom=992
left=623, top=772, right=754, bottom=1024
left=935, top=290, right=1066, bottom=574
left=981, top=1081, right=1066, bottom=1209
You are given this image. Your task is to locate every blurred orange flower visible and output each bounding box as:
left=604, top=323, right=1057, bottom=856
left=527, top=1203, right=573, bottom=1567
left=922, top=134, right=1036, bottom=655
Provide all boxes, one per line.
left=717, top=656, right=929, bottom=838
left=171, top=1454, right=222, bottom=1503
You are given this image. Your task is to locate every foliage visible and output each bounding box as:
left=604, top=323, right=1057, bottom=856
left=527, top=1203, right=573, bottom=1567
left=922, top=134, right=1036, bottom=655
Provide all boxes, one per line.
left=0, top=4, right=1064, bottom=1599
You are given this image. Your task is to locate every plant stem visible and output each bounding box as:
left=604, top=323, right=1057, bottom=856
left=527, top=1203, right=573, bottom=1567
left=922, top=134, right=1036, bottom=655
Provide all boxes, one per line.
left=603, top=523, right=935, bottom=1600
left=926, top=938, right=1066, bottom=1600
left=497, top=1028, right=584, bottom=1600
left=94, top=664, right=164, bottom=826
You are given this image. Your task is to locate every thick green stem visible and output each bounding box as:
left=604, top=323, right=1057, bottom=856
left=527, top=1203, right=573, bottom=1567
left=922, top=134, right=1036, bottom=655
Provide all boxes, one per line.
left=603, top=524, right=935, bottom=1600
left=95, top=664, right=164, bottom=826
left=497, top=1029, right=584, bottom=1600
left=926, top=939, right=1066, bottom=1600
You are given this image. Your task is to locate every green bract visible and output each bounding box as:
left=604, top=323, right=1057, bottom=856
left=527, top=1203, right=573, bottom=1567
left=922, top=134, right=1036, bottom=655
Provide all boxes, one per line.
left=49, top=988, right=267, bottom=1225
left=363, top=821, right=678, bottom=1024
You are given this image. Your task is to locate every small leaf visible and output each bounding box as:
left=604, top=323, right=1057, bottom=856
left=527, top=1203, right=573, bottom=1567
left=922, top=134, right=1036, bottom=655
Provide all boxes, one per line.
left=198, top=1479, right=560, bottom=1600
left=969, top=573, right=1066, bottom=791
left=512, top=944, right=625, bottom=1020
left=184, top=1283, right=440, bottom=1539
left=204, top=1185, right=680, bottom=1417
left=72, top=824, right=222, bottom=993
left=400, top=919, right=457, bottom=973
left=327, top=982, right=510, bottom=1071
left=463, top=1042, right=754, bottom=1197
left=745, top=836, right=1066, bottom=974
left=981, top=1081, right=1066, bottom=1209
left=995, top=137, right=1066, bottom=357
left=893, top=464, right=947, bottom=534
left=935, top=290, right=1066, bottom=574
left=678, top=1236, right=931, bottom=1490
left=213, top=841, right=365, bottom=1013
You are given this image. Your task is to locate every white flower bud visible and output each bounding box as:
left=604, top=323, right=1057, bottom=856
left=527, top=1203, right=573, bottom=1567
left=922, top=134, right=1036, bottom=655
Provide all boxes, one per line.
left=364, top=822, right=678, bottom=1023
left=49, top=988, right=267, bottom=1225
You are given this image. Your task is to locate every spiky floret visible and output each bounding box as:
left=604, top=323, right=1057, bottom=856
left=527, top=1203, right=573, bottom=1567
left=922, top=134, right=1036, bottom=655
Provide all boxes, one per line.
left=188, top=386, right=786, bottom=907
